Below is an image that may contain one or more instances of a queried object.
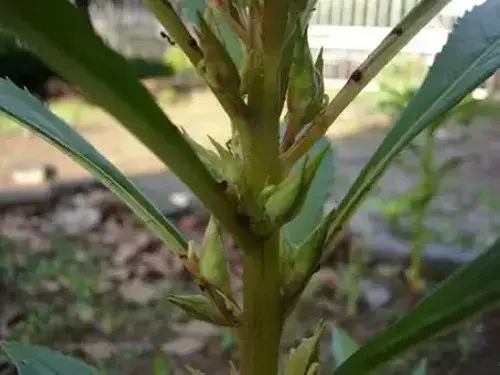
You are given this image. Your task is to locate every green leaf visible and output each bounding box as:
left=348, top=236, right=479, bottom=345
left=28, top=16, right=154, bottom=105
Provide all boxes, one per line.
left=285, top=137, right=335, bottom=246
left=166, top=293, right=231, bottom=326
left=412, top=359, right=428, bottom=375
left=283, top=322, right=325, bottom=375
left=333, top=238, right=500, bottom=375
left=326, top=0, right=500, bottom=239
left=0, top=0, right=251, bottom=251
left=0, top=78, right=187, bottom=253
left=330, top=326, right=359, bottom=369
left=1, top=341, right=99, bottom=375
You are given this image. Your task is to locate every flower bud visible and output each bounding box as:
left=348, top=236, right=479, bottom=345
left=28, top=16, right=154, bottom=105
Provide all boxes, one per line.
left=199, top=216, right=232, bottom=296
left=286, top=27, right=326, bottom=135
left=264, top=144, right=330, bottom=226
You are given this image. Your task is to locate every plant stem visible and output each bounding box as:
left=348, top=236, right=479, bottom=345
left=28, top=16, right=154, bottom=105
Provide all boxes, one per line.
left=239, top=70, right=283, bottom=374
left=282, top=0, right=453, bottom=168
left=240, top=234, right=282, bottom=375
left=408, top=129, right=434, bottom=292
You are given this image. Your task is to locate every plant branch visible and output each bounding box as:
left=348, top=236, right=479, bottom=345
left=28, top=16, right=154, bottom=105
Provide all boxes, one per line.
left=0, top=0, right=258, bottom=252
left=282, top=0, right=453, bottom=168
left=143, top=0, right=250, bottom=127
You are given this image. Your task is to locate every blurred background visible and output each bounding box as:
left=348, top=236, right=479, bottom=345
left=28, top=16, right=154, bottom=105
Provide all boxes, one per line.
left=1, top=0, right=500, bottom=374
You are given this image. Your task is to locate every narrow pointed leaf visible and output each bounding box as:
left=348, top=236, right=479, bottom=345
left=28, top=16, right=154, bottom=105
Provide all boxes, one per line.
left=334, top=238, right=500, bottom=375
left=0, top=79, right=187, bottom=253
left=166, top=293, right=231, bottom=326
left=285, top=137, right=335, bottom=246
left=1, top=341, right=98, bottom=375
left=326, top=0, right=500, bottom=240
left=284, top=322, right=325, bottom=375
left=330, top=326, right=359, bottom=369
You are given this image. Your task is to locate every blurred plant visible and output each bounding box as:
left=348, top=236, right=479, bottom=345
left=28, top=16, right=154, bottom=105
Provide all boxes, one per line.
left=164, top=45, right=194, bottom=74
left=1, top=1, right=500, bottom=375
left=374, top=82, right=500, bottom=294
left=331, top=325, right=428, bottom=375
left=0, top=235, right=104, bottom=342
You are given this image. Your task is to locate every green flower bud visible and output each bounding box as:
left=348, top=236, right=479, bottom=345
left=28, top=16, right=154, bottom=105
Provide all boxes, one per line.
left=286, top=27, right=326, bottom=135
left=199, top=216, right=232, bottom=296
left=166, top=293, right=233, bottom=326
left=264, top=144, right=330, bottom=226
left=282, top=207, right=339, bottom=313
left=283, top=322, right=325, bottom=375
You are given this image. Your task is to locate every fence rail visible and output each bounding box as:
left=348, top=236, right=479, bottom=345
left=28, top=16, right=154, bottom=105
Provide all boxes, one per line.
left=85, top=0, right=498, bottom=93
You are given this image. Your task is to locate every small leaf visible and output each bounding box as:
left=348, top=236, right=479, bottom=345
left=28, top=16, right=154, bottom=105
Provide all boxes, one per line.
left=285, top=138, right=335, bottom=246
left=166, top=293, right=231, bottom=326
left=325, top=0, right=500, bottom=242
left=1, top=341, right=98, bottom=375
left=186, top=366, right=205, bottom=375
left=330, top=326, right=359, bottom=369
left=412, top=359, right=428, bottom=375
left=0, top=79, right=187, bottom=253
left=283, top=322, right=325, bottom=375
left=333, top=238, right=500, bottom=375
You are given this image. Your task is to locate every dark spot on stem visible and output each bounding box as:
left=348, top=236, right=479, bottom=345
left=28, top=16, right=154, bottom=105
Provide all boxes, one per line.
left=350, top=69, right=363, bottom=83
left=236, top=212, right=251, bottom=227
left=160, top=31, right=176, bottom=45
left=198, top=284, right=206, bottom=292
left=178, top=253, right=188, bottom=260
left=392, top=26, right=403, bottom=36
left=218, top=180, right=229, bottom=191
left=187, top=37, right=198, bottom=49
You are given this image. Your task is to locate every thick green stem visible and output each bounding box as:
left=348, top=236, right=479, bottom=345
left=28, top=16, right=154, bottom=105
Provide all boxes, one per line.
left=239, top=99, right=283, bottom=375
left=240, top=234, right=282, bottom=375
